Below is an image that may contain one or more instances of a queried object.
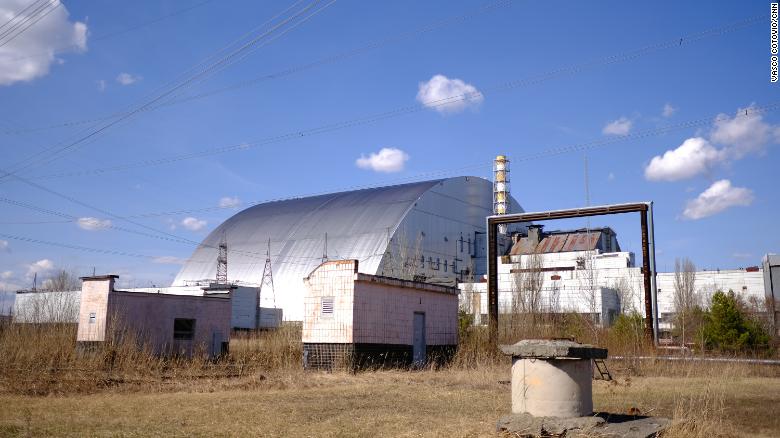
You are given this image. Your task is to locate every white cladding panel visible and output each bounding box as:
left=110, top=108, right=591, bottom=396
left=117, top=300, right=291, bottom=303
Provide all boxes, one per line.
left=174, top=177, right=523, bottom=321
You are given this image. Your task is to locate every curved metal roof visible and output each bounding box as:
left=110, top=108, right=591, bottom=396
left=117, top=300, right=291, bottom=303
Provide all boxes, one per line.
left=172, top=179, right=445, bottom=290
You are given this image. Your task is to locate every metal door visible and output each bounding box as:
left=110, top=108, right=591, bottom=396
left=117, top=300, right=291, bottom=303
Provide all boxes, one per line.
left=412, top=312, right=426, bottom=366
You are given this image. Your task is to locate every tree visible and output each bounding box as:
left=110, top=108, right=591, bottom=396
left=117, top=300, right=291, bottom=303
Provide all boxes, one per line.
left=701, top=290, right=770, bottom=351
left=511, top=251, right=544, bottom=332
left=41, top=269, right=81, bottom=292
left=673, top=257, right=699, bottom=345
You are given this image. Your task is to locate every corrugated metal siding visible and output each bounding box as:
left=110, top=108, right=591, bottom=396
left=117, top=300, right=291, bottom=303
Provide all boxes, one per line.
left=173, top=177, right=523, bottom=321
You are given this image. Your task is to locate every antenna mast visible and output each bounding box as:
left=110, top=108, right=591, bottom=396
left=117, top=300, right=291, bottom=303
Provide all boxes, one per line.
left=260, top=238, right=276, bottom=307
left=216, top=231, right=228, bottom=284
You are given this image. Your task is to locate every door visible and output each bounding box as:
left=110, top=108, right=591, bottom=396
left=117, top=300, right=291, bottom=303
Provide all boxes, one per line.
left=412, top=312, right=426, bottom=367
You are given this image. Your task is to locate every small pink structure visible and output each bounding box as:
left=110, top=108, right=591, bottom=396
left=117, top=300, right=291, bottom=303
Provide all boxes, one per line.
left=76, top=275, right=231, bottom=357
left=302, top=260, right=458, bottom=370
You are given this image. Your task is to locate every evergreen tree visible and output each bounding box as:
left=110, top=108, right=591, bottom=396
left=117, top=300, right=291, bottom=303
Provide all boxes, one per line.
left=701, top=290, right=769, bottom=351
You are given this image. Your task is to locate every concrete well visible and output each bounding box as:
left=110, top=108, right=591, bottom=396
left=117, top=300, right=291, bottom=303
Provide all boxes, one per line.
left=500, top=340, right=607, bottom=418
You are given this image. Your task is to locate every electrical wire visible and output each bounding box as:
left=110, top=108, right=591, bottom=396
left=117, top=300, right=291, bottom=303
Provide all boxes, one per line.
left=0, top=0, right=337, bottom=181
left=0, top=0, right=59, bottom=49
left=10, top=14, right=763, bottom=182
left=1, top=0, right=515, bottom=136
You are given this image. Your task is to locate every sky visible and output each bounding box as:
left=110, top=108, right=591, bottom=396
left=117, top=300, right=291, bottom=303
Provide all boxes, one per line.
left=0, top=0, right=778, bottom=308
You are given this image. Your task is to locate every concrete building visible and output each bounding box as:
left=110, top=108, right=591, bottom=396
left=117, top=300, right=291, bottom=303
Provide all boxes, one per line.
left=302, top=260, right=458, bottom=369
left=173, top=177, right=523, bottom=321
left=459, top=226, right=770, bottom=333
left=13, top=289, right=80, bottom=323
left=763, top=254, right=780, bottom=334
left=76, top=275, right=231, bottom=357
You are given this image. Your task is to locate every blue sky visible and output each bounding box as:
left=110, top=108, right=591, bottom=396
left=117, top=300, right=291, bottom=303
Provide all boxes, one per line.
left=0, top=0, right=778, bottom=302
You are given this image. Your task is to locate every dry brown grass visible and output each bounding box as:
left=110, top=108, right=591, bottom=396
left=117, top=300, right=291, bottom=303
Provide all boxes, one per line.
left=0, top=367, right=777, bottom=437
left=0, top=319, right=779, bottom=436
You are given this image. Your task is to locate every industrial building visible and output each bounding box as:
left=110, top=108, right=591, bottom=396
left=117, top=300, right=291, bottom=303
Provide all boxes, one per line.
left=302, top=260, right=458, bottom=370
left=173, top=176, right=523, bottom=321
left=460, top=224, right=771, bottom=335
left=76, top=275, right=231, bottom=358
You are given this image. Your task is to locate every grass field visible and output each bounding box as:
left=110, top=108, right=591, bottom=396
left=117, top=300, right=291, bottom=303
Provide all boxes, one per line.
left=0, top=365, right=778, bottom=437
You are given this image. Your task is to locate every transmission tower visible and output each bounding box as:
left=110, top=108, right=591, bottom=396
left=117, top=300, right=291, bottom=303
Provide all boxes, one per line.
left=260, top=238, right=276, bottom=307
left=216, top=232, right=228, bottom=284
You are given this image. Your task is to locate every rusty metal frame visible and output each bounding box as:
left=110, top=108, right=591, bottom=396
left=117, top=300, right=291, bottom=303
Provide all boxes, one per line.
left=486, top=202, right=658, bottom=344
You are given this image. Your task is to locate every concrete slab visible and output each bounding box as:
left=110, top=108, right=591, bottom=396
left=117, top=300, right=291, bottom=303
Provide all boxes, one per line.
left=496, top=412, right=670, bottom=438
left=499, top=339, right=608, bottom=359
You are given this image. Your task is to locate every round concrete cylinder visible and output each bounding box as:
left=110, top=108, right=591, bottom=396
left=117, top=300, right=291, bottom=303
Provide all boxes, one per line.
left=511, top=358, right=593, bottom=418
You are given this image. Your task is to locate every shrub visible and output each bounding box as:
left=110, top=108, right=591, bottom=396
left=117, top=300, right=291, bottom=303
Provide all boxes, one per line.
left=700, top=290, right=770, bottom=352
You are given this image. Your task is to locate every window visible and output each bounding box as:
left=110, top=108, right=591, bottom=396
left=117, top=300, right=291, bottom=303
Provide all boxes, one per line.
left=444, top=260, right=448, bottom=272
left=321, top=296, right=334, bottom=316
left=436, top=258, right=440, bottom=270
left=89, top=312, right=96, bottom=324
left=173, top=318, right=196, bottom=340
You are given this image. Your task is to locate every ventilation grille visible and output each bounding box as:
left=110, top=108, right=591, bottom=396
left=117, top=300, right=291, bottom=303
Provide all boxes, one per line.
left=321, top=296, right=334, bottom=315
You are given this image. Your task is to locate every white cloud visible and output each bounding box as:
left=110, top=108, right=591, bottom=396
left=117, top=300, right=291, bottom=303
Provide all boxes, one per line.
left=0, top=0, right=88, bottom=86
left=181, top=217, right=206, bottom=231
left=27, top=259, right=54, bottom=278
left=356, top=147, right=409, bottom=173
left=1, top=271, right=12, bottom=280
left=602, top=117, right=632, bottom=136
left=416, top=74, right=483, bottom=114
left=644, top=137, right=723, bottom=182
left=731, top=252, right=753, bottom=259
left=607, top=172, right=615, bottom=182
left=219, top=196, right=241, bottom=208
left=645, top=105, right=780, bottom=182
left=682, top=180, right=754, bottom=220
left=97, top=79, right=106, bottom=91
left=662, top=103, right=676, bottom=118
left=116, top=72, right=141, bottom=85
left=0, top=240, right=8, bottom=251
left=77, top=217, right=112, bottom=230
left=152, top=256, right=186, bottom=265
left=710, top=105, right=777, bottom=158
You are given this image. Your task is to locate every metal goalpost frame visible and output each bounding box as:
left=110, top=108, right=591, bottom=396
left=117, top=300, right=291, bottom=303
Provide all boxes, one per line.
left=486, top=202, right=659, bottom=344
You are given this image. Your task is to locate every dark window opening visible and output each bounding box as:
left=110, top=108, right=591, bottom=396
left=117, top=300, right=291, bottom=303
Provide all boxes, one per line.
left=173, top=318, right=196, bottom=340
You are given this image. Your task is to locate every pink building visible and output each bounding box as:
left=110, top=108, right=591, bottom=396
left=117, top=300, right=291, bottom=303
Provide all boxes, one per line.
left=76, top=275, right=231, bottom=358
left=303, top=260, right=459, bottom=370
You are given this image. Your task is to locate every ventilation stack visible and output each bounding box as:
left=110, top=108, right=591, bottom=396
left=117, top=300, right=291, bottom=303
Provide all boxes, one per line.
left=493, top=155, right=510, bottom=234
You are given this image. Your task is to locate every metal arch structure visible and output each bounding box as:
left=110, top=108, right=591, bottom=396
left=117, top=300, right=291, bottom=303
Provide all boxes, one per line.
left=486, top=202, right=659, bottom=344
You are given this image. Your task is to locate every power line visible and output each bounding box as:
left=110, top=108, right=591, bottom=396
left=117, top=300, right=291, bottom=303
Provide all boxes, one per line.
left=10, top=14, right=762, bottom=182
left=2, top=0, right=216, bottom=63
left=0, top=0, right=59, bottom=49
left=4, top=100, right=778, bottom=228
left=0, top=0, right=337, bottom=181
left=0, top=0, right=45, bottom=32
left=1, top=0, right=515, bottom=136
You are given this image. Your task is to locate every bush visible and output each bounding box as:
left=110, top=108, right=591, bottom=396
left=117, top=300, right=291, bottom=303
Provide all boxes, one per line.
left=700, top=290, right=770, bottom=352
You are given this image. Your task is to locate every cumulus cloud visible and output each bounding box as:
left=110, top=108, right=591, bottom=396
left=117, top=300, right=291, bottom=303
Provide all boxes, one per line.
left=416, top=74, right=483, bottom=114
left=356, top=147, right=409, bottom=173
left=645, top=105, right=780, bottom=182
left=1, top=271, right=12, bottom=280
left=26, top=259, right=54, bottom=278
left=682, top=180, right=754, bottom=220
left=77, top=217, right=112, bottom=230
left=662, top=103, right=676, bottom=117
left=116, top=72, right=141, bottom=85
left=710, top=104, right=777, bottom=158
left=0, top=240, right=8, bottom=252
left=219, top=196, right=241, bottom=208
left=0, top=0, right=88, bottom=86
left=602, top=117, right=632, bottom=136
left=152, top=256, right=186, bottom=265
left=181, top=217, right=206, bottom=231
left=644, top=137, right=723, bottom=182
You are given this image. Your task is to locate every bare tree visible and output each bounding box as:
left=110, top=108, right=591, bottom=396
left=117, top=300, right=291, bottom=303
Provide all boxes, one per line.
left=511, top=251, right=545, bottom=333
left=673, top=257, right=698, bottom=345
left=612, top=276, right=636, bottom=315
left=41, top=269, right=81, bottom=292
left=380, top=229, right=423, bottom=281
